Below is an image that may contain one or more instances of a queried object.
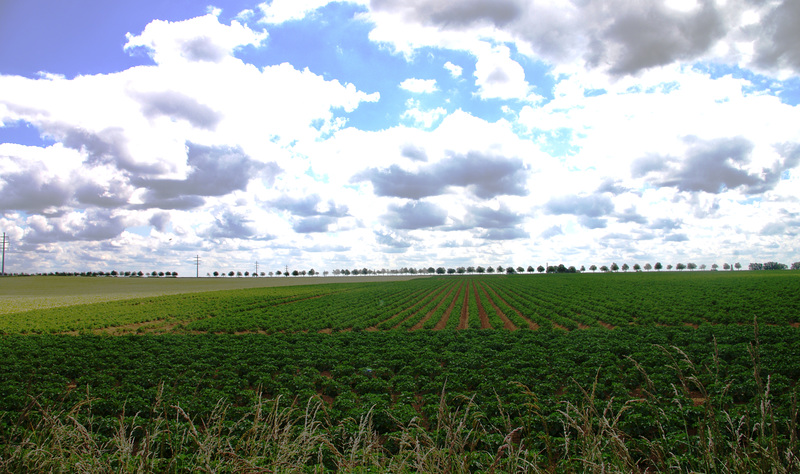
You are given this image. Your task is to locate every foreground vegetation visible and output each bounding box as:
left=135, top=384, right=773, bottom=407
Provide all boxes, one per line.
left=1, top=272, right=799, bottom=471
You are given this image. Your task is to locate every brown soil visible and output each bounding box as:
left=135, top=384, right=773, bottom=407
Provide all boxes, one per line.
left=318, top=328, right=333, bottom=334
left=597, top=320, right=615, bottom=329
left=367, top=287, right=440, bottom=331
left=553, top=323, right=569, bottom=331
left=791, top=322, right=800, bottom=328
left=684, top=322, right=700, bottom=329
left=432, top=283, right=463, bottom=330
left=480, top=283, right=538, bottom=330
left=472, top=281, right=492, bottom=329
left=457, top=284, right=469, bottom=330
left=577, top=323, right=591, bottom=330
left=477, top=283, right=517, bottom=330
left=409, top=283, right=457, bottom=331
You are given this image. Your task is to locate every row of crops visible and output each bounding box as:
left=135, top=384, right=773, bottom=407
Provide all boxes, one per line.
left=1, top=271, right=799, bottom=334
left=1, top=325, right=799, bottom=471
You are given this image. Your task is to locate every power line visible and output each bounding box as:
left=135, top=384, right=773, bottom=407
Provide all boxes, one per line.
left=194, top=255, right=201, bottom=278
left=1, top=232, right=7, bottom=276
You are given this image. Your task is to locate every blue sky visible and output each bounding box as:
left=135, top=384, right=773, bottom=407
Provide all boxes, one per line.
left=1, top=0, right=799, bottom=275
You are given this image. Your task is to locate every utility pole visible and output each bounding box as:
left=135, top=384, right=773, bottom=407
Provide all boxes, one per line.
left=195, top=255, right=201, bottom=278
left=255, top=261, right=259, bottom=276
left=1, top=232, right=7, bottom=276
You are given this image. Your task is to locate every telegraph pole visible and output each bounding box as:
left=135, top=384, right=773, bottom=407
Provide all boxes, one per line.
left=195, top=255, right=201, bottom=278
left=255, top=261, right=259, bottom=276
left=1, top=232, right=7, bottom=276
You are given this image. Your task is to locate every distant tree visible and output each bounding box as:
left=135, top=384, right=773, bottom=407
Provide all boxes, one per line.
left=633, top=264, right=641, bottom=271
left=343, top=269, right=351, bottom=276
left=686, top=263, right=696, bottom=271
left=667, top=264, right=673, bottom=270
left=244, top=271, right=250, bottom=276
left=466, top=266, right=475, bottom=273
left=711, top=264, right=718, bottom=271
left=589, top=265, right=597, bottom=272
left=527, top=265, right=535, bottom=273
left=236, top=271, right=242, bottom=277
left=260, top=272, right=266, bottom=277
left=765, top=262, right=787, bottom=270
left=568, top=266, right=577, bottom=273
left=213, top=271, right=219, bottom=277
left=676, top=263, right=686, bottom=271
left=557, top=264, right=567, bottom=273
left=723, top=263, right=730, bottom=270
left=436, top=267, right=446, bottom=274
left=644, top=263, right=652, bottom=271
left=487, top=266, right=495, bottom=273
left=517, top=266, right=524, bottom=273
left=506, top=267, right=516, bottom=274
left=447, top=268, right=456, bottom=274
left=791, top=262, right=800, bottom=270
left=300, top=270, right=306, bottom=276
left=734, top=262, right=741, bottom=270
left=476, top=266, right=485, bottom=273
left=111, top=270, right=118, bottom=276
left=497, top=266, right=504, bottom=273
left=580, top=265, right=585, bottom=272
left=124, top=271, right=132, bottom=277
left=457, top=267, right=466, bottom=274
left=621, top=263, right=629, bottom=272
left=229, top=271, right=235, bottom=277
left=138, top=271, right=144, bottom=277
left=654, top=262, right=662, bottom=271
left=292, top=270, right=300, bottom=276
left=152, top=271, right=158, bottom=277
left=547, top=266, right=557, bottom=273
left=537, top=265, right=545, bottom=273
left=699, top=264, right=706, bottom=270
left=308, top=269, right=315, bottom=276
left=600, top=265, right=609, bottom=272
left=610, top=262, right=619, bottom=272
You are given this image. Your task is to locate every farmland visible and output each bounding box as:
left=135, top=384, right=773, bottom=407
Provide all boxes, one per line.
left=1, top=271, right=799, bottom=472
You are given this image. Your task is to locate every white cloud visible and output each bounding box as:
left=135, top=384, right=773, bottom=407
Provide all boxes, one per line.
left=400, top=99, right=446, bottom=128
left=399, top=78, right=438, bottom=93
left=258, top=0, right=367, bottom=24
left=443, top=61, right=463, bottom=77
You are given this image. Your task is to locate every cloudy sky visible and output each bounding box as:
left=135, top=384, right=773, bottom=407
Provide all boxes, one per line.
left=1, top=0, right=799, bottom=275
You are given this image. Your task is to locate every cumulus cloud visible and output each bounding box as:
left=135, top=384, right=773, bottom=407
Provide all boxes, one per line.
left=399, top=78, right=438, bottom=93
left=633, top=137, right=800, bottom=194
left=540, top=225, right=563, bottom=239
left=269, top=194, right=348, bottom=217
left=545, top=194, right=615, bottom=224
left=443, top=61, right=463, bottom=77
left=374, top=230, right=412, bottom=249
left=25, top=210, right=127, bottom=243
left=204, top=210, right=265, bottom=239
left=383, top=201, right=447, bottom=229
left=293, top=216, right=338, bottom=233
left=356, top=151, right=528, bottom=199
left=134, top=143, right=278, bottom=209
left=401, top=143, right=428, bottom=161
left=132, top=90, right=221, bottom=130
left=123, top=13, right=267, bottom=65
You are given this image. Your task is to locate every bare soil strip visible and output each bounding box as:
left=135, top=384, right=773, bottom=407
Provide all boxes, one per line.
left=432, top=282, right=464, bottom=330
left=477, top=282, right=516, bottom=330
left=480, top=282, right=539, bottom=330
left=597, top=320, right=616, bottom=329
left=393, top=284, right=451, bottom=331
left=472, top=281, right=492, bottom=329
left=409, top=282, right=458, bottom=331
left=456, top=283, right=470, bottom=330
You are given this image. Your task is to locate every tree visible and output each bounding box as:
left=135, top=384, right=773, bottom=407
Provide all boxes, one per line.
left=686, top=263, right=696, bottom=271
left=723, top=263, right=730, bottom=270
left=699, top=264, right=706, bottom=270
left=506, top=267, right=516, bottom=274
left=497, top=266, right=504, bottom=273
left=229, top=271, right=235, bottom=277
left=436, top=267, right=446, bottom=274
left=644, top=263, right=652, bottom=271
left=667, top=264, right=673, bottom=270
left=476, top=266, right=485, bottom=273
left=621, top=263, right=629, bottom=272
left=308, top=269, right=315, bottom=276
left=527, top=265, right=535, bottom=273
left=244, top=271, right=250, bottom=276
left=467, top=266, right=475, bottom=273
left=580, top=265, right=585, bottom=272
left=600, top=265, right=609, bottom=272
left=447, top=268, right=456, bottom=274
left=457, top=267, right=466, bottom=274
left=676, top=263, right=685, bottom=270
left=734, top=262, right=741, bottom=270
left=213, top=271, right=219, bottom=277
left=537, top=265, right=545, bottom=273
left=152, top=271, right=158, bottom=277
left=633, top=264, right=641, bottom=271
left=236, top=271, right=243, bottom=277
left=487, top=266, right=495, bottom=273
left=792, top=262, right=800, bottom=270
left=610, top=262, right=619, bottom=272
left=654, top=262, right=662, bottom=271
left=711, top=264, right=718, bottom=271
left=292, top=270, right=300, bottom=276
left=516, top=266, right=525, bottom=273
left=589, top=265, right=597, bottom=272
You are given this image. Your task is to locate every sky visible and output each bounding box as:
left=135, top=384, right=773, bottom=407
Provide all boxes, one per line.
left=1, top=0, right=799, bottom=275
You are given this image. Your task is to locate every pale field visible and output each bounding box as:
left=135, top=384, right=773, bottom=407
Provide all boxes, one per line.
left=0, top=275, right=425, bottom=315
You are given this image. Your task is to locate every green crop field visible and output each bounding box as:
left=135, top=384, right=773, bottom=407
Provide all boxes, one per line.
left=1, top=271, right=799, bottom=472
